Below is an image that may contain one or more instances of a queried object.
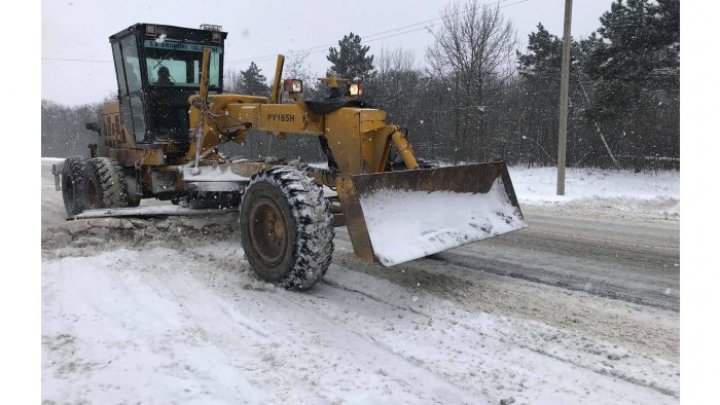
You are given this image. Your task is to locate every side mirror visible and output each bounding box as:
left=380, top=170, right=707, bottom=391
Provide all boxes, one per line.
left=85, top=122, right=101, bottom=134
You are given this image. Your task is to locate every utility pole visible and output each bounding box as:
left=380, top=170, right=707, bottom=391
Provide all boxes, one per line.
left=557, top=0, right=573, bottom=195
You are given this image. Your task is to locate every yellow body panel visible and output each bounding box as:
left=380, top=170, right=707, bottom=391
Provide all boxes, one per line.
left=181, top=54, right=415, bottom=177
left=98, top=100, right=169, bottom=167
left=107, top=147, right=166, bottom=166
left=224, top=103, right=325, bottom=135
left=188, top=98, right=400, bottom=177
left=101, top=101, right=133, bottom=149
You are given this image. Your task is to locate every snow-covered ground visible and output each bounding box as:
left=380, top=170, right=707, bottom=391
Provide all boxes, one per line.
left=41, top=158, right=679, bottom=404
left=43, top=244, right=678, bottom=405
left=508, top=165, right=679, bottom=217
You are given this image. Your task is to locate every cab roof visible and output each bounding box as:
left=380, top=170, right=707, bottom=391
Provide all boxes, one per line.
left=109, top=23, right=228, bottom=43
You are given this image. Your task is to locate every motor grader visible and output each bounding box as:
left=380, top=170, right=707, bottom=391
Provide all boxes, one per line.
left=53, top=23, right=525, bottom=289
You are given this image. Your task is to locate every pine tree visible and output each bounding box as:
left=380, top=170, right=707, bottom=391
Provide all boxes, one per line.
left=237, top=62, right=269, bottom=96
left=579, top=0, right=680, bottom=167
left=326, top=33, right=376, bottom=80
left=516, top=24, right=597, bottom=166
left=517, top=24, right=563, bottom=81
left=581, top=0, right=679, bottom=119
left=647, top=0, right=680, bottom=88
left=515, top=24, right=565, bottom=165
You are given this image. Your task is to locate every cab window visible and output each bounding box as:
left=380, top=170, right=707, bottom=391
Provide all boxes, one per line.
left=144, top=40, right=221, bottom=89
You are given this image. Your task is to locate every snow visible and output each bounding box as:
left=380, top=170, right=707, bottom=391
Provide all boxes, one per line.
left=508, top=166, right=679, bottom=217
left=41, top=158, right=679, bottom=404
left=359, top=178, right=526, bottom=266
left=306, top=162, right=329, bottom=170
left=182, top=165, right=251, bottom=182
left=309, top=159, right=679, bottom=218
left=73, top=205, right=228, bottom=219
left=42, top=246, right=276, bottom=404
left=42, top=245, right=678, bottom=405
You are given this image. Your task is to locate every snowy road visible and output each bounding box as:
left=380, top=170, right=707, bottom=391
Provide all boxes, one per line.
left=41, top=159, right=679, bottom=404
left=426, top=207, right=679, bottom=311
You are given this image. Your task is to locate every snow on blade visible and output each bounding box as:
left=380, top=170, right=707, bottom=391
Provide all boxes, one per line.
left=359, top=178, right=525, bottom=266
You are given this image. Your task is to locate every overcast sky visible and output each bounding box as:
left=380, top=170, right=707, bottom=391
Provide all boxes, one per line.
left=42, top=0, right=613, bottom=106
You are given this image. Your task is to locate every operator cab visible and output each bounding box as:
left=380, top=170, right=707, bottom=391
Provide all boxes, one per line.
left=109, top=23, right=226, bottom=150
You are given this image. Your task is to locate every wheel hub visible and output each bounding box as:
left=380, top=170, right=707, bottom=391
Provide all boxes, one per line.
left=248, top=197, right=288, bottom=266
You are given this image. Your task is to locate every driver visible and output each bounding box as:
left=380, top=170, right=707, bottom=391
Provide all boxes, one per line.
left=154, top=66, right=173, bottom=86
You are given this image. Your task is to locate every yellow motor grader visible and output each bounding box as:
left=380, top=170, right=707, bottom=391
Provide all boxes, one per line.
left=54, top=23, right=525, bottom=289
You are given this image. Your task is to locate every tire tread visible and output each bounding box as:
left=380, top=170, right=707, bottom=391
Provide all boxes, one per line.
left=242, top=165, right=334, bottom=290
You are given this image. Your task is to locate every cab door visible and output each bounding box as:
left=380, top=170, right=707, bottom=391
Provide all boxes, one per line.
left=111, top=35, right=147, bottom=144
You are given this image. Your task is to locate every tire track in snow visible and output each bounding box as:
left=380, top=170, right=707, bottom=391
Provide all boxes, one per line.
left=153, top=246, right=481, bottom=403
left=323, top=262, right=679, bottom=400
left=273, top=289, right=485, bottom=401
left=181, top=246, right=483, bottom=400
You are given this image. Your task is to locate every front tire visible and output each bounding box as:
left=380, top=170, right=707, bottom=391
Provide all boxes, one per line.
left=239, top=166, right=334, bottom=290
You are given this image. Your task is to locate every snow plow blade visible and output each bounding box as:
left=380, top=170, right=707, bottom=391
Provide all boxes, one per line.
left=337, top=161, right=526, bottom=266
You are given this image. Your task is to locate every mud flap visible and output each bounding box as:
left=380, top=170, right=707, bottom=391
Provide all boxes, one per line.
left=336, top=162, right=526, bottom=266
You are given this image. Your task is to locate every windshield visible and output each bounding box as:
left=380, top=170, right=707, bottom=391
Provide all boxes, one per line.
left=144, top=40, right=222, bottom=89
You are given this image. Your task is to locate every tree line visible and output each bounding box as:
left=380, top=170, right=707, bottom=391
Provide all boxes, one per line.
left=42, top=0, right=679, bottom=171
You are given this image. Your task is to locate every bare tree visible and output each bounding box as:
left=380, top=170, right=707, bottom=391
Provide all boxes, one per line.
left=428, top=0, right=516, bottom=90
left=367, top=47, right=419, bottom=130
left=283, top=50, right=322, bottom=100
left=284, top=51, right=313, bottom=83
left=377, top=46, right=416, bottom=74
left=224, top=69, right=241, bottom=93
left=426, top=0, right=516, bottom=161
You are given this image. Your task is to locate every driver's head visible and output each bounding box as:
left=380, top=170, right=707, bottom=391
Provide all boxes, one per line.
left=158, top=66, right=169, bottom=79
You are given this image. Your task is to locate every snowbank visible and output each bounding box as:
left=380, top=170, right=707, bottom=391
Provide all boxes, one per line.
left=304, top=159, right=679, bottom=216
left=509, top=166, right=679, bottom=217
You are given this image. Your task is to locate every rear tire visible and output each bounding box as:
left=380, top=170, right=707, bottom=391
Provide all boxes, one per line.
left=239, top=166, right=334, bottom=290
left=61, top=157, right=88, bottom=217
left=83, top=157, right=131, bottom=210
left=123, top=168, right=141, bottom=207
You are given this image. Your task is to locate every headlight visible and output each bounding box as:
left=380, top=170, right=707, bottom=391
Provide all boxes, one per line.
left=348, top=83, right=363, bottom=96
left=348, top=83, right=362, bottom=96
left=283, top=79, right=303, bottom=94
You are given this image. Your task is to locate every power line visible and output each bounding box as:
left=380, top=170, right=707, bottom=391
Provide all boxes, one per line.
left=41, top=0, right=533, bottom=66
left=42, top=57, right=112, bottom=64
left=225, top=0, right=531, bottom=65
left=359, top=0, right=529, bottom=41
left=225, top=23, right=442, bottom=65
